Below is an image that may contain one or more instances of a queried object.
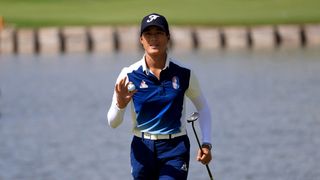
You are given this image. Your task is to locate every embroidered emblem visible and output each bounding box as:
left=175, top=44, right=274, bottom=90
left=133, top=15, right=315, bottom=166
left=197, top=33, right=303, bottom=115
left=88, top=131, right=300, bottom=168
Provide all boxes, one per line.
left=140, top=80, right=148, bottom=88
left=172, top=76, right=180, bottom=89
left=147, top=15, right=160, bottom=23
left=181, top=162, right=188, bottom=171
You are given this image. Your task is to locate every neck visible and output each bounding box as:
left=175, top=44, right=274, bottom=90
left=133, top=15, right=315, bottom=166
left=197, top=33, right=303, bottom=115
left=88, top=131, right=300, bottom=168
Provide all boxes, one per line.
left=145, top=53, right=167, bottom=70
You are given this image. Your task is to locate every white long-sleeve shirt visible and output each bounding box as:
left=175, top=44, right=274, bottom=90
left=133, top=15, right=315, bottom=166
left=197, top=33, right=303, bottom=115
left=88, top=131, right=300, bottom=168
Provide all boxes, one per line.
left=107, top=56, right=212, bottom=143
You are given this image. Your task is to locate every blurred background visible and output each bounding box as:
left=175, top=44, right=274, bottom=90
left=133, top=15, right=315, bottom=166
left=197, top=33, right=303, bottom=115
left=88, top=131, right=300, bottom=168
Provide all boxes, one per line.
left=1, top=0, right=320, bottom=27
left=1, top=0, right=320, bottom=180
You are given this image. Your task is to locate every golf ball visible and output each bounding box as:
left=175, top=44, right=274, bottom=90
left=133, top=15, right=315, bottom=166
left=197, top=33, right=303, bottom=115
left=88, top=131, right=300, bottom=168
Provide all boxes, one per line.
left=127, top=82, right=136, bottom=92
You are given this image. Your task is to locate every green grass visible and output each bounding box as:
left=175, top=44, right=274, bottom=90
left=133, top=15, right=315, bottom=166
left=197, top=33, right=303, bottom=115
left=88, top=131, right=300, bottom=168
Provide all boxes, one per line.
left=1, top=0, right=320, bottom=27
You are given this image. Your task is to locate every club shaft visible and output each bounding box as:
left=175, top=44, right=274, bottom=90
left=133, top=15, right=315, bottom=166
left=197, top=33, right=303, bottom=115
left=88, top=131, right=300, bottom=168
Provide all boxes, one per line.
left=191, top=122, right=214, bottom=180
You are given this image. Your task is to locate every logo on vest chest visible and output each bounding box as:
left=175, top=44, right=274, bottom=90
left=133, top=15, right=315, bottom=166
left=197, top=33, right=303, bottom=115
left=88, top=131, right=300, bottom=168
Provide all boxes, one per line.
left=172, top=76, right=180, bottom=90
left=139, top=80, right=148, bottom=89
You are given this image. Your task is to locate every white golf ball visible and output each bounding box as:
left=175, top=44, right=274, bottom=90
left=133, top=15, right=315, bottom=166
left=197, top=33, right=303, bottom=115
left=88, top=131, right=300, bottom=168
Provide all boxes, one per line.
left=127, top=82, right=136, bottom=92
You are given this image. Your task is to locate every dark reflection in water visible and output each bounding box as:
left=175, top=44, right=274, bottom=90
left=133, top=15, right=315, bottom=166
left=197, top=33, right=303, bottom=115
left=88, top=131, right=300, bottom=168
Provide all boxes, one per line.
left=0, top=49, right=320, bottom=180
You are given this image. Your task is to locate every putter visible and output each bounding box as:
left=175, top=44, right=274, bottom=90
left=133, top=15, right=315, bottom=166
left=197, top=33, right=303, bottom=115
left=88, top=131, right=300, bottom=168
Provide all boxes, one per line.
left=187, top=112, right=214, bottom=180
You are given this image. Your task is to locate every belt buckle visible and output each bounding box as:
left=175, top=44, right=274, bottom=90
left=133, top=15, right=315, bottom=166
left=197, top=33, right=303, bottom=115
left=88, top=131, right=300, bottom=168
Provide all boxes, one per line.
left=141, top=132, right=177, bottom=140
left=144, top=133, right=151, bottom=139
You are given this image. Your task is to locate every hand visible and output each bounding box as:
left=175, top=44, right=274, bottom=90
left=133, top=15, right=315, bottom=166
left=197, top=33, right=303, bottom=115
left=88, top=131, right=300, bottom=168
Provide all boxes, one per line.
left=115, top=77, right=137, bottom=109
left=197, top=146, right=212, bottom=165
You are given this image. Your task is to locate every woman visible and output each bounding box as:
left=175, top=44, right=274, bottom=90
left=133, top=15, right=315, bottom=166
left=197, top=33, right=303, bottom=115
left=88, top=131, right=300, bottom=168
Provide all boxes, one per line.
left=107, top=13, right=212, bottom=180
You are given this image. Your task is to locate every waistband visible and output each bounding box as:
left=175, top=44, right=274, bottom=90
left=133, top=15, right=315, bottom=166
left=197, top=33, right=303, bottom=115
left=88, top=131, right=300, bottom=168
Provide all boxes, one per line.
left=133, top=129, right=187, bottom=140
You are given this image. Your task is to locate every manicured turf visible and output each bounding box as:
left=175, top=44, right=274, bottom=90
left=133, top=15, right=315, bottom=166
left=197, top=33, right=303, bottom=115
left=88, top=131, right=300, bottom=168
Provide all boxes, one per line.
left=0, top=0, right=320, bottom=27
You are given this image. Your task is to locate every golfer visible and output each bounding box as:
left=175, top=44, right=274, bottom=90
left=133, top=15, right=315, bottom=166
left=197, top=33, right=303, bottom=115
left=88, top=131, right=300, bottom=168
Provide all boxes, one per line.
left=107, top=13, right=212, bottom=180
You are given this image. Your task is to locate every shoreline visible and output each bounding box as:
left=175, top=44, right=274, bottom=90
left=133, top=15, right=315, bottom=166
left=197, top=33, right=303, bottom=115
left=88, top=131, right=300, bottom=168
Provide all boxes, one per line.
left=0, top=24, right=320, bottom=54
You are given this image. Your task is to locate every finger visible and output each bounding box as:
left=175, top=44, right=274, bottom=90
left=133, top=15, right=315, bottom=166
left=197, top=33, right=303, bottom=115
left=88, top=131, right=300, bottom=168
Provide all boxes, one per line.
left=118, top=77, right=129, bottom=93
left=199, top=155, right=206, bottom=162
left=115, top=83, right=121, bottom=93
left=200, top=154, right=212, bottom=165
left=117, top=77, right=126, bottom=89
left=118, top=79, right=125, bottom=90
left=120, top=76, right=127, bottom=87
left=199, top=155, right=208, bottom=164
left=128, top=89, right=138, bottom=95
left=116, top=82, right=125, bottom=93
left=197, top=149, right=202, bottom=161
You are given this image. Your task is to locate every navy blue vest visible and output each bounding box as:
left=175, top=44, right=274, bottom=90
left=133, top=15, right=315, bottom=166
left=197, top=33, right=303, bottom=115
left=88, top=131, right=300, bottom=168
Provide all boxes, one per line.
left=127, top=61, right=191, bottom=134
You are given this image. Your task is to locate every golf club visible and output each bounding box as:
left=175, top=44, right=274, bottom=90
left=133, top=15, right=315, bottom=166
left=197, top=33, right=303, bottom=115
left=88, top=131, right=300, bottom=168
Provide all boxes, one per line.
left=187, top=112, right=214, bottom=180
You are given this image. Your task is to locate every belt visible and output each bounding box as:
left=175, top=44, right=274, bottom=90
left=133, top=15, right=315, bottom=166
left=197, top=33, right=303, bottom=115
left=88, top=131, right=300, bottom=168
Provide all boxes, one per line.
left=133, top=130, right=187, bottom=140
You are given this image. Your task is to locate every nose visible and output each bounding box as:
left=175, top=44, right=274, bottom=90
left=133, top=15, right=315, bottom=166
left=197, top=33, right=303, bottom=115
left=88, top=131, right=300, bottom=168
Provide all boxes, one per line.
left=150, top=34, right=157, bottom=40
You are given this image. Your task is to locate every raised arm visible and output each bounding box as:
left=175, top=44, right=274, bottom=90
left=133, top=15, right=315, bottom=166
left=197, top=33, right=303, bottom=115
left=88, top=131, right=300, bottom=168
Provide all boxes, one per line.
left=107, top=68, right=135, bottom=128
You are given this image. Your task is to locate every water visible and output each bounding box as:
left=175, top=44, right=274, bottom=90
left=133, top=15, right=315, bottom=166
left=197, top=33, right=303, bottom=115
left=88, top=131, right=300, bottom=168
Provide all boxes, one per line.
left=0, top=49, right=320, bottom=180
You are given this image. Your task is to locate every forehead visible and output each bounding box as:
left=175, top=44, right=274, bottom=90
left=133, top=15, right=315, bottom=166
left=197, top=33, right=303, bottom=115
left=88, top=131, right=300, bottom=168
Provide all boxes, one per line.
left=143, top=26, right=164, bottom=32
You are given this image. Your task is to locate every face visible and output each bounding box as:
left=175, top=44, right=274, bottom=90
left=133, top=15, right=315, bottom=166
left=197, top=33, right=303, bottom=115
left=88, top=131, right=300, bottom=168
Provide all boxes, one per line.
left=140, top=26, right=170, bottom=56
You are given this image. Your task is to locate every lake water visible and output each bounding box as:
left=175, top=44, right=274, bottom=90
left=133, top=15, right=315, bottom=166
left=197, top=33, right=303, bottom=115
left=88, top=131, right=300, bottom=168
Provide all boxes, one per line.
left=1, top=49, right=320, bottom=180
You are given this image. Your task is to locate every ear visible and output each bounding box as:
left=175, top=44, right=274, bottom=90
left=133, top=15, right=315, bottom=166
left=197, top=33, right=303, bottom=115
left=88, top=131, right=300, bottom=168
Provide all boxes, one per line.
left=140, top=36, right=143, bottom=44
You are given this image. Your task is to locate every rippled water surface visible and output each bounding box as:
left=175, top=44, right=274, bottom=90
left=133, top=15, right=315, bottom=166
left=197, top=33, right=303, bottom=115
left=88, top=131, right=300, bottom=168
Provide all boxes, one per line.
left=1, top=49, right=320, bottom=180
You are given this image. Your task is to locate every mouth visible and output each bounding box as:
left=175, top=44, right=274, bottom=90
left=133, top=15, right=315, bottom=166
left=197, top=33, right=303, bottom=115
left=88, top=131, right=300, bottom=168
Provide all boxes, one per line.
left=149, top=44, right=159, bottom=49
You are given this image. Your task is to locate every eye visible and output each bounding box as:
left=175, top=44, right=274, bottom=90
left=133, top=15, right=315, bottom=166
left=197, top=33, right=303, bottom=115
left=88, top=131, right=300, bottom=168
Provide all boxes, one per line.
left=157, top=31, right=165, bottom=35
left=143, top=32, right=152, bottom=37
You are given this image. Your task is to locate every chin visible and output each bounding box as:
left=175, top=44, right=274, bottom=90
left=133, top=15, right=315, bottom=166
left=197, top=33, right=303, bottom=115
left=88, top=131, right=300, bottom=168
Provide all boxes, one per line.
left=148, top=49, right=161, bottom=55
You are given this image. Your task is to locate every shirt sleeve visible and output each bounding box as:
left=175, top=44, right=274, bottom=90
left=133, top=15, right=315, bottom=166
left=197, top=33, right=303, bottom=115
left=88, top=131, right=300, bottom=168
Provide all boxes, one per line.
left=185, top=71, right=212, bottom=144
left=107, top=68, right=129, bottom=128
